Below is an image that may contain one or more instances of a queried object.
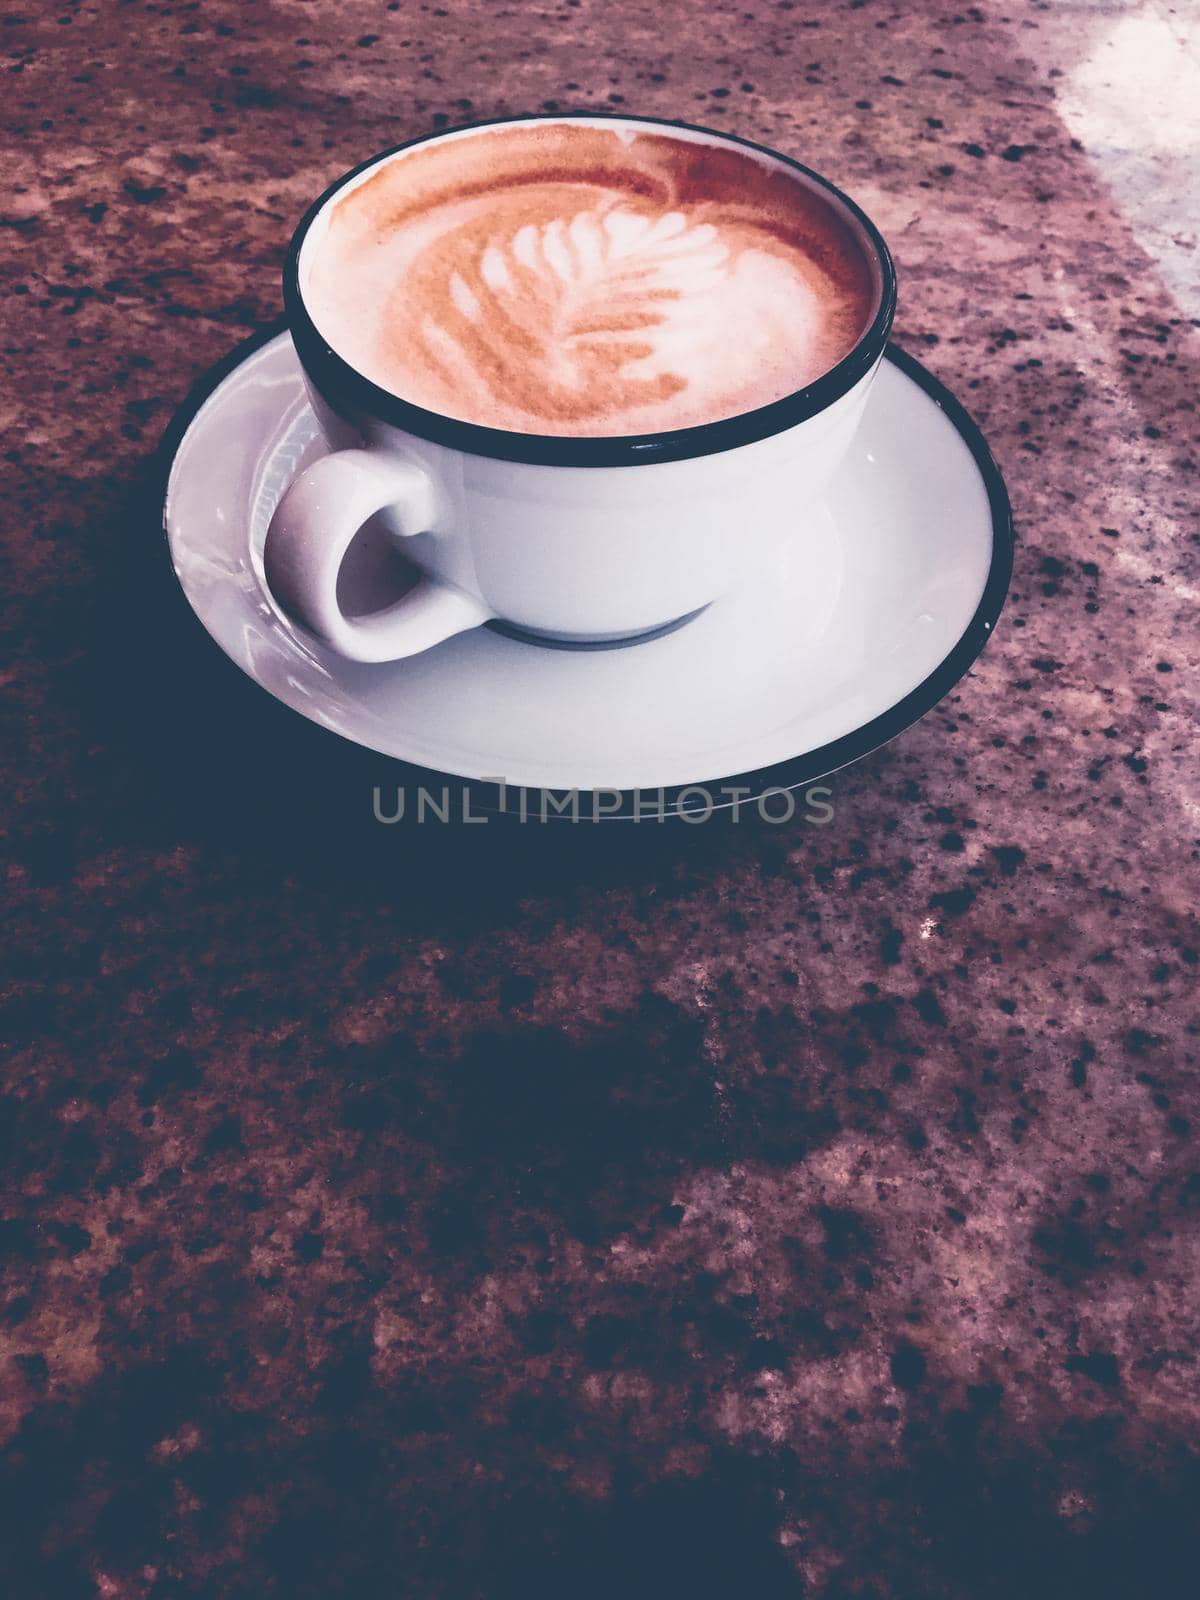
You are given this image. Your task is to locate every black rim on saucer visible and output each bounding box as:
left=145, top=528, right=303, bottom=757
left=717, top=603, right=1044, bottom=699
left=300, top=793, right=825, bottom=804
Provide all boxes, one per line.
left=158, top=329, right=1013, bottom=822
left=283, top=111, right=898, bottom=469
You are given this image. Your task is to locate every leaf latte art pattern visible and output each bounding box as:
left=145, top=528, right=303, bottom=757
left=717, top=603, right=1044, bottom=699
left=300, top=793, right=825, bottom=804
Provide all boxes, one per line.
left=305, top=123, right=877, bottom=435
left=417, top=205, right=734, bottom=427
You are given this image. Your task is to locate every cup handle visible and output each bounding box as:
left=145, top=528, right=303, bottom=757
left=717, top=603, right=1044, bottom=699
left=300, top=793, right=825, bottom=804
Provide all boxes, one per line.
left=263, top=448, right=491, bottom=663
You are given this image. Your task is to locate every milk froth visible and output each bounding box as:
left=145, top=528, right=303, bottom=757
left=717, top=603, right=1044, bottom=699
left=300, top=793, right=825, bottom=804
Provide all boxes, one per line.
left=304, top=122, right=876, bottom=437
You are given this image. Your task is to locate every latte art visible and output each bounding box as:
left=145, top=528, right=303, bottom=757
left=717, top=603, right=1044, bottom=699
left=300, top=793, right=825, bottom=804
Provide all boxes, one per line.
left=415, top=202, right=763, bottom=429
left=446, top=207, right=732, bottom=410
left=304, top=123, right=877, bottom=436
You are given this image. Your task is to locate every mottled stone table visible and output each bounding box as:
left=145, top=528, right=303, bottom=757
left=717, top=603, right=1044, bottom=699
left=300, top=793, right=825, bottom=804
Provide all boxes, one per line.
left=2, top=2, right=1197, bottom=1596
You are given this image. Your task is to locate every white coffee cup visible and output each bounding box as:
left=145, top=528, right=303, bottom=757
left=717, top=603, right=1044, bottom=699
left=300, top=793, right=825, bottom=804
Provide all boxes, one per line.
left=264, top=114, right=896, bottom=663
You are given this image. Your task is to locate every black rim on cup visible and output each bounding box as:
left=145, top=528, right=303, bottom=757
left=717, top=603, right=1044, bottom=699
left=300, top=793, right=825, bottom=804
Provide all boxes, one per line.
left=283, top=112, right=898, bottom=469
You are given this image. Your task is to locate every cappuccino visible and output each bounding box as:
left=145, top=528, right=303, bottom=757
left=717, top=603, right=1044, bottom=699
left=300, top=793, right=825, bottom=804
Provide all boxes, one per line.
left=303, top=121, right=877, bottom=438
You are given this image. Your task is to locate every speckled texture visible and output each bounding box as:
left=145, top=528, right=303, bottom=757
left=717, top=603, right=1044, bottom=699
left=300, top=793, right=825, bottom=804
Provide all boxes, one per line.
left=2, top=3, right=1199, bottom=1597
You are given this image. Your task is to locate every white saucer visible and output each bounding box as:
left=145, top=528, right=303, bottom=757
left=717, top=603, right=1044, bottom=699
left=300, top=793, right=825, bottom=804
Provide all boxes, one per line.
left=162, top=328, right=1010, bottom=813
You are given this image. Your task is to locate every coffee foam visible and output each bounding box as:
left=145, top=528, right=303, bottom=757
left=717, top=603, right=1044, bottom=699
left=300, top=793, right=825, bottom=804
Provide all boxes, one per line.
left=303, top=122, right=877, bottom=437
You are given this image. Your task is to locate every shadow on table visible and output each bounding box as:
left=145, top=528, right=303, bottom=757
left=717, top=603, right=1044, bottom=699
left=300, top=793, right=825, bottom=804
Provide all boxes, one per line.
left=85, top=457, right=815, bottom=922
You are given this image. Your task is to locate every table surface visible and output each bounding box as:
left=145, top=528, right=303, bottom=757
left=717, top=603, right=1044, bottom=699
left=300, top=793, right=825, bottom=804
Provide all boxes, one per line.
left=3, top=3, right=1198, bottom=1596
